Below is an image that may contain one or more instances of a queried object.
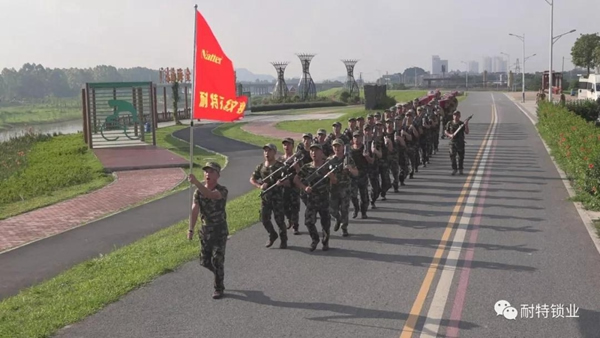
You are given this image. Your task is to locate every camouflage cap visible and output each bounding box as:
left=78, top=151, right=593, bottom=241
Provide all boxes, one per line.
left=332, top=138, right=344, bottom=146
left=309, top=143, right=323, bottom=150
left=202, top=161, right=221, bottom=174
left=282, top=137, right=294, bottom=144
left=332, top=121, right=342, bottom=127
left=385, top=119, right=393, bottom=123
left=453, top=110, right=461, bottom=115
left=302, top=133, right=313, bottom=139
left=374, top=112, right=382, bottom=117
left=353, top=130, right=363, bottom=137
left=363, top=124, right=372, bottom=131
left=317, top=128, right=327, bottom=135
left=367, top=114, right=374, bottom=119
left=348, top=117, right=357, bottom=122
left=417, top=106, right=424, bottom=111
left=262, top=143, right=277, bottom=151
left=356, top=116, right=365, bottom=121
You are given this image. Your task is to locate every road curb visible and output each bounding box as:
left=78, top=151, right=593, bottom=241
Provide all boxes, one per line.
left=504, top=93, right=600, bottom=256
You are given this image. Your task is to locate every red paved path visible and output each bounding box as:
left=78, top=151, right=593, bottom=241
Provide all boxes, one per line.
left=93, top=145, right=188, bottom=172
left=241, top=121, right=302, bottom=141
left=0, top=168, right=185, bottom=253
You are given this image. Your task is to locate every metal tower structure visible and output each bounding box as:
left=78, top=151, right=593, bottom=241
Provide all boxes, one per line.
left=296, top=53, right=317, bottom=100
left=342, top=59, right=359, bottom=96
left=270, top=62, right=290, bottom=99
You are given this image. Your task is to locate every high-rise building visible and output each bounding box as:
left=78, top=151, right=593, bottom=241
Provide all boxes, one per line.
left=468, top=61, right=479, bottom=74
left=483, top=56, right=493, bottom=73
left=493, top=56, right=507, bottom=73
left=432, top=55, right=449, bottom=76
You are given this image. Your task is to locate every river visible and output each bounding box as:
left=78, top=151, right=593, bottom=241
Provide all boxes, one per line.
left=0, top=119, right=83, bottom=142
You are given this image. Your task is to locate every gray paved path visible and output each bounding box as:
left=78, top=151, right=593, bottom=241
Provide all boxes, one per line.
left=0, top=124, right=262, bottom=300
left=54, top=92, right=600, bottom=338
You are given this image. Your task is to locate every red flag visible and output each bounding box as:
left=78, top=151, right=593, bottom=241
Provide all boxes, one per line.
left=192, top=10, right=248, bottom=122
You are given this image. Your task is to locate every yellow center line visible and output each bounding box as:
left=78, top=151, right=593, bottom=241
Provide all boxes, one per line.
left=399, top=101, right=498, bottom=338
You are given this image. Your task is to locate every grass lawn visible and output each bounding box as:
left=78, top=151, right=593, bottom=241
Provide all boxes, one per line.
left=213, top=122, right=282, bottom=148
left=0, top=133, right=113, bottom=220
left=0, top=98, right=81, bottom=131
left=276, top=107, right=368, bottom=135
left=249, top=105, right=351, bottom=116
left=0, top=189, right=261, bottom=338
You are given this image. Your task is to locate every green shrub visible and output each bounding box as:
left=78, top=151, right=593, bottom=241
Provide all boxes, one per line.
left=537, top=101, right=600, bottom=210
left=564, top=100, right=600, bottom=122
left=373, top=95, right=397, bottom=110
left=0, top=133, right=109, bottom=204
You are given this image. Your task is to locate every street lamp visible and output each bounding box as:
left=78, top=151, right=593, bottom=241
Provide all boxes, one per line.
left=461, top=61, right=468, bottom=91
left=509, top=33, right=526, bottom=102
left=544, top=0, right=576, bottom=101
left=525, top=54, right=537, bottom=62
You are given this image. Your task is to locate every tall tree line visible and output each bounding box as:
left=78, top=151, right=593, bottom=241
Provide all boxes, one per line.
left=0, top=64, right=160, bottom=102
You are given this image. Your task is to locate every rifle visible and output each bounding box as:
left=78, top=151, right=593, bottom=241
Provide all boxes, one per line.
left=303, top=156, right=336, bottom=184
left=452, top=114, right=473, bottom=137
left=261, top=150, right=302, bottom=183
left=310, top=161, right=343, bottom=189
left=259, top=154, right=304, bottom=197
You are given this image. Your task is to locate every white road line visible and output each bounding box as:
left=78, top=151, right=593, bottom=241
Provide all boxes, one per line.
left=418, top=93, right=499, bottom=338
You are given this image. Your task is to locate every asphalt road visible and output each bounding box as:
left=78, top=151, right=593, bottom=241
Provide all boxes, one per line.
left=52, top=92, right=600, bottom=337
left=0, top=124, right=262, bottom=300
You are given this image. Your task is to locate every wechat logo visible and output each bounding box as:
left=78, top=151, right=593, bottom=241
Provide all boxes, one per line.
left=495, top=300, right=518, bottom=320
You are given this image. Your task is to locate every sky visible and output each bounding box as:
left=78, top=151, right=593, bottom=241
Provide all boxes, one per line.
left=1, top=0, right=598, bottom=82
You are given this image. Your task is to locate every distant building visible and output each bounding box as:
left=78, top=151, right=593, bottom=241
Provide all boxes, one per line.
left=493, top=56, right=507, bottom=73
left=483, top=56, right=493, bottom=73
left=468, top=61, right=479, bottom=74
left=432, top=55, right=449, bottom=76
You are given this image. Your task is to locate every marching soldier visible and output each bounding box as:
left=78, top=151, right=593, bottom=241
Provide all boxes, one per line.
left=350, top=130, right=372, bottom=219
left=357, top=116, right=365, bottom=132
left=363, top=124, right=381, bottom=209
left=329, top=139, right=358, bottom=236
left=445, top=110, right=469, bottom=175
left=188, top=162, right=229, bottom=299
left=328, top=121, right=351, bottom=145
left=344, top=117, right=358, bottom=140
left=374, top=121, right=392, bottom=200
left=374, top=112, right=382, bottom=124
left=297, top=133, right=313, bottom=165
left=404, top=112, right=419, bottom=179
left=432, top=108, right=441, bottom=154
left=385, top=119, right=401, bottom=192
left=249, top=143, right=288, bottom=249
left=315, top=129, right=333, bottom=157
left=416, top=107, right=431, bottom=167
left=279, top=137, right=302, bottom=234
left=394, top=116, right=409, bottom=188
left=366, top=114, right=376, bottom=133
left=294, top=143, right=336, bottom=251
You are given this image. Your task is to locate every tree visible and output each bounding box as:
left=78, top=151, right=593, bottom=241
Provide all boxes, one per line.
left=571, top=33, right=600, bottom=75
left=594, top=46, right=600, bottom=71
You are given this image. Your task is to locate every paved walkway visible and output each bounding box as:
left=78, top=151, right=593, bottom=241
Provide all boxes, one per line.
left=0, top=168, right=185, bottom=253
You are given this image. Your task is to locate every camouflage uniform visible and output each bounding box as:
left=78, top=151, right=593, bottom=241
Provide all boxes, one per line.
left=296, top=148, right=332, bottom=250
left=277, top=152, right=301, bottom=232
left=431, top=112, right=440, bottom=152
left=446, top=119, right=466, bottom=173
left=194, top=181, right=229, bottom=293
left=328, top=142, right=356, bottom=233
left=384, top=126, right=400, bottom=193
left=403, top=124, right=418, bottom=178
left=374, top=129, right=392, bottom=199
left=349, top=137, right=370, bottom=218
left=364, top=134, right=380, bottom=208
left=252, top=160, right=288, bottom=246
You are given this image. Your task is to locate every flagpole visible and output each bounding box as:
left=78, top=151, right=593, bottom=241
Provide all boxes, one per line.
left=189, top=4, right=198, bottom=225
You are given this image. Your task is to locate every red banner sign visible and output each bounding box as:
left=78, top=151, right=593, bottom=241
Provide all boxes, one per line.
left=192, top=10, right=247, bottom=122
